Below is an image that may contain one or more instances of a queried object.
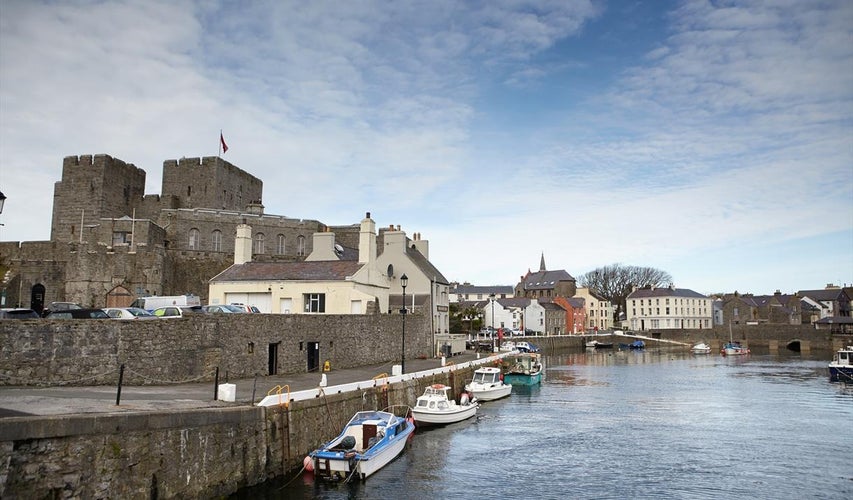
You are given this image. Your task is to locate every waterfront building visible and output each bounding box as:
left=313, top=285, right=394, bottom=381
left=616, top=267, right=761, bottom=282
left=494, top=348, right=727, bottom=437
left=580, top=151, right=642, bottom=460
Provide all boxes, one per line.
left=574, top=287, right=612, bottom=331
left=626, top=285, right=713, bottom=331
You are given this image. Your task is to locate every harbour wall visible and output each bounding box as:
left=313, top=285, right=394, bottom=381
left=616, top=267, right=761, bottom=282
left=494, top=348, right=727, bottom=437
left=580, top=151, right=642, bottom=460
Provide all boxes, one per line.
left=0, top=364, right=480, bottom=499
left=0, top=318, right=844, bottom=388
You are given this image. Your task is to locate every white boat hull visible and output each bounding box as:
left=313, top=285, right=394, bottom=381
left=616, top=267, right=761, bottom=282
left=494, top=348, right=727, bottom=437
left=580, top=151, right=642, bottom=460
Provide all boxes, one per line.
left=411, top=403, right=478, bottom=425
left=355, top=433, right=409, bottom=479
left=465, top=382, right=512, bottom=401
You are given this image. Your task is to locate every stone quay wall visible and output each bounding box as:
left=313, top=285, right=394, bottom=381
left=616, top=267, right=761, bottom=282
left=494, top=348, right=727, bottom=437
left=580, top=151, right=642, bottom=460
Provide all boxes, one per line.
left=0, top=313, right=432, bottom=387
left=0, top=363, right=479, bottom=499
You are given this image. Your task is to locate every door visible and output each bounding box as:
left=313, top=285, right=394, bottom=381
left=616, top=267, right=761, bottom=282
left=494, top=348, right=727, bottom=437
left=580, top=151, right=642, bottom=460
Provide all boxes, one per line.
left=307, top=341, right=320, bottom=372
left=268, top=342, right=279, bottom=375
left=30, top=284, right=45, bottom=314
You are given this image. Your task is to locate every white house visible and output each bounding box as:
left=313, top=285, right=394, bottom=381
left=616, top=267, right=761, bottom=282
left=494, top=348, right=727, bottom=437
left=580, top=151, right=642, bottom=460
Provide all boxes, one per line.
left=626, top=285, right=713, bottom=331
left=208, top=213, right=390, bottom=314
left=482, top=297, right=546, bottom=334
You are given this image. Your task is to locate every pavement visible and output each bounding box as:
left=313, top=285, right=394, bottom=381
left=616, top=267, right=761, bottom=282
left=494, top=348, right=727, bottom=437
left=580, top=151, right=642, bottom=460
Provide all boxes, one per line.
left=0, top=352, right=488, bottom=418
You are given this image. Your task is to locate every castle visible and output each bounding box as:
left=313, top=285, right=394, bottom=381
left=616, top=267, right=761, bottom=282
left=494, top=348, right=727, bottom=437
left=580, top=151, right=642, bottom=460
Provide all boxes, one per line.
left=0, top=153, right=366, bottom=312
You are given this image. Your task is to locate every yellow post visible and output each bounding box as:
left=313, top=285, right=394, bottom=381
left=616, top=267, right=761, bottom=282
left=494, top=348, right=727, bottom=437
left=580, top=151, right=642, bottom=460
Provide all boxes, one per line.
left=323, top=360, right=331, bottom=372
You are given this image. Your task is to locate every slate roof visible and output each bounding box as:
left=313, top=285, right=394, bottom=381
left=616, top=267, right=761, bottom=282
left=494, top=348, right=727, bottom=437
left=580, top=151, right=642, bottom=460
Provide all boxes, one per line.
left=627, top=287, right=708, bottom=299
left=453, top=284, right=515, bottom=295
left=496, top=297, right=532, bottom=308
left=520, top=270, right=575, bottom=291
left=798, top=288, right=849, bottom=301
left=210, top=260, right=363, bottom=282
left=406, top=245, right=449, bottom=285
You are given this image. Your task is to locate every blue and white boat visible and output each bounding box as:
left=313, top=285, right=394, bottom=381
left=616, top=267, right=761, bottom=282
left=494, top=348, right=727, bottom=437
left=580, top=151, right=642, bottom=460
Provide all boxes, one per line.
left=503, top=352, right=543, bottom=386
left=309, top=410, right=414, bottom=481
left=829, top=345, right=853, bottom=382
left=514, top=341, right=540, bottom=353
left=629, top=340, right=645, bottom=350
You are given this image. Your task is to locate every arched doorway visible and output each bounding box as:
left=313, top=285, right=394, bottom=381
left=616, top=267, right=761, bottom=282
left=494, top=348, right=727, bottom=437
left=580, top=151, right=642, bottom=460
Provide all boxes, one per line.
left=30, top=284, right=45, bottom=314
left=106, top=285, right=133, bottom=308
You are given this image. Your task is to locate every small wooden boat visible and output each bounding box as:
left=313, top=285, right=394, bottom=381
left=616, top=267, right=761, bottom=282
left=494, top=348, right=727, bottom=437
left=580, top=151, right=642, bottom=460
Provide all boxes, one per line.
left=411, top=384, right=478, bottom=426
left=465, top=366, right=512, bottom=401
left=309, top=410, right=414, bottom=481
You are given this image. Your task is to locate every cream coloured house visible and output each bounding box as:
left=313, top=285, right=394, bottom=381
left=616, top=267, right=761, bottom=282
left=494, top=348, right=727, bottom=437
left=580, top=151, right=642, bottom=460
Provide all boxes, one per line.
left=574, top=287, right=613, bottom=331
left=626, top=285, right=712, bottom=331
left=375, top=226, right=451, bottom=340
left=208, top=213, right=390, bottom=314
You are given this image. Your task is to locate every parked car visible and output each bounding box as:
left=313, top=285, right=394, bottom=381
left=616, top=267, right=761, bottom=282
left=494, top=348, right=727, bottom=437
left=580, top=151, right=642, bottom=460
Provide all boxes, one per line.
left=103, top=307, right=157, bottom=320
left=0, top=308, right=41, bottom=319
left=202, top=304, right=246, bottom=314
left=230, top=303, right=261, bottom=313
left=42, top=301, right=83, bottom=317
left=44, top=308, right=109, bottom=319
left=151, top=305, right=206, bottom=318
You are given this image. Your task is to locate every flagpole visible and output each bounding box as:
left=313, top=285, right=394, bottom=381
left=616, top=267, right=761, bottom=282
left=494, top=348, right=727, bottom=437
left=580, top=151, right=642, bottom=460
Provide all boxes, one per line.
left=218, top=129, right=222, bottom=158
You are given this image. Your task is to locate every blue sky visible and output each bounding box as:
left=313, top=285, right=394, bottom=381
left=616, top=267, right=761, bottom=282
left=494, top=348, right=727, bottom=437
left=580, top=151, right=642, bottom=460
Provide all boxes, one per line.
left=1, top=0, right=851, bottom=295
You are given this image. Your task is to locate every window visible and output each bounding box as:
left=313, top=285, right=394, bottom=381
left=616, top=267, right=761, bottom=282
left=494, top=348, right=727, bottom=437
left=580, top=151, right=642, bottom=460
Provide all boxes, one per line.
left=297, top=235, right=306, bottom=256
left=304, top=293, right=325, bottom=313
left=188, top=228, right=200, bottom=250
left=212, top=230, right=222, bottom=252
left=254, top=233, right=265, bottom=254
left=112, top=231, right=130, bottom=245
left=276, top=234, right=285, bottom=255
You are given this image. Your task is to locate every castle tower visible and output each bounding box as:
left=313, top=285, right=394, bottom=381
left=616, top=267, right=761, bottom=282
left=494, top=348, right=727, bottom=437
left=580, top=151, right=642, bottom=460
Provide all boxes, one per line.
left=50, top=155, right=146, bottom=242
left=161, top=156, right=263, bottom=211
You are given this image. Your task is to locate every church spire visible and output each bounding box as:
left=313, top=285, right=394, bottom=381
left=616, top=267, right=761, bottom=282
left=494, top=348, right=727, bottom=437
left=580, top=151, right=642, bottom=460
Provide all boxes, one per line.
left=539, top=252, right=546, bottom=272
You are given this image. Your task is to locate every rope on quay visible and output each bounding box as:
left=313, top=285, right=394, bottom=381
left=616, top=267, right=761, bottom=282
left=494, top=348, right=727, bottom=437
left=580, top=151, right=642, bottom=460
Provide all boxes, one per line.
left=0, top=368, right=118, bottom=387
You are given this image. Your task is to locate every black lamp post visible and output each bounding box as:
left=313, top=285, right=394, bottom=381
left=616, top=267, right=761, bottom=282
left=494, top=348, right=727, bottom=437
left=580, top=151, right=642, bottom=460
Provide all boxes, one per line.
left=0, top=190, right=6, bottom=214
left=400, top=273, right=408, bottom=374
left=489, top=292, right=496, bottom=352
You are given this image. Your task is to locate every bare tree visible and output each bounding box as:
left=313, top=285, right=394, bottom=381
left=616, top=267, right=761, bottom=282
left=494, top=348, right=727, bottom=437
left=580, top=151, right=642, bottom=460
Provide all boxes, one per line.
left=578, top=264, right=672, bottom=324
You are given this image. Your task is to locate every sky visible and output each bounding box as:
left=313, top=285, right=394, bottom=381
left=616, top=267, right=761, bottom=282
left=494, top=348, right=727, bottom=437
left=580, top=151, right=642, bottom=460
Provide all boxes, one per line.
left=1, top=0, right=851, bottom=296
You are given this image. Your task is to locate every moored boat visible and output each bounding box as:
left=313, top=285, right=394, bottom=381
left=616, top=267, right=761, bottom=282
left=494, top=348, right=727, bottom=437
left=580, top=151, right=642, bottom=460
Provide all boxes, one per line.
left=721, top=341, right=750, bottom=356
left=828, top=345, right=853, bottom=382
left=503, top=352, right=543, bottom=386
left=410, top=384, right=478, bottom=426
left=586, top=340, right=613, bottom=349
left=514, top=341, right=540, bottom=353
left=309, top=410, right=414, bottom=481
left=628, top=340, right=645, bottom=350
left=465, top=366, right=512, bottom=401
left=691, top=342, right=712, bottom=355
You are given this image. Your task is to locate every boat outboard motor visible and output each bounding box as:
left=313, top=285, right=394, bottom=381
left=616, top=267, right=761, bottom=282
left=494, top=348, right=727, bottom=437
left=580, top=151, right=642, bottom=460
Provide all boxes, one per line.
left=340, top=436, right=356, bottom=450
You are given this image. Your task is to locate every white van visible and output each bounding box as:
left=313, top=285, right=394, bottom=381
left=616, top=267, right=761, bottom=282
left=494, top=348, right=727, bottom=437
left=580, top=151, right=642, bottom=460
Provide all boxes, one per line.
left=130, top=295, right=202, bottom=312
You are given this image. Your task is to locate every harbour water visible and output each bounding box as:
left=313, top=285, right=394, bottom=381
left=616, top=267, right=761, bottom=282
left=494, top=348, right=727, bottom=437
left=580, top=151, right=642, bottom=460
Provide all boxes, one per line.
left=233, top=347, right=853, bottom=499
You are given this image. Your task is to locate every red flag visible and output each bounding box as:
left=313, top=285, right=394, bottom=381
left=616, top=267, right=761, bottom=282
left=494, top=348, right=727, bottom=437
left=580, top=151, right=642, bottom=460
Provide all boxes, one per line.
left=220, top=132, right=228, bottom=153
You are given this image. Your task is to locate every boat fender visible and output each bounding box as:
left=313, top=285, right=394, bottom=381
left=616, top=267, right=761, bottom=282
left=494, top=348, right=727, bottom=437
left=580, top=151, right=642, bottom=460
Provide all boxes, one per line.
left=303, top=455, right=314, bottom=473
left=460, top=392, right=470, bottom=406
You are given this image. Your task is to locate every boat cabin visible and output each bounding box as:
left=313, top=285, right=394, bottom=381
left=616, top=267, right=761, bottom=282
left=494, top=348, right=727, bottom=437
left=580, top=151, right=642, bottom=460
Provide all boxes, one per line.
left=471, top=368, right=501, bottom=385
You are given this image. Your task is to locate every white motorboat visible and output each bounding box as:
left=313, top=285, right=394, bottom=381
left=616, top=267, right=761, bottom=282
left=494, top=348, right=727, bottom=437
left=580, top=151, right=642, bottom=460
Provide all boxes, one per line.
left=465, top=366, right=512, bottom=401
left=410, top=384, right=478, bottom=426
left=691, top=342, right=712, bottom=355
left=309, top=410, right=414, bottom=481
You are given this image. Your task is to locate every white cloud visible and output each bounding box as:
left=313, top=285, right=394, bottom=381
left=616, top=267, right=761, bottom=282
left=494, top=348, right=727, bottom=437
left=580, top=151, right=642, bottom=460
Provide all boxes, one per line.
left=0, top=0, right=850, bottom=294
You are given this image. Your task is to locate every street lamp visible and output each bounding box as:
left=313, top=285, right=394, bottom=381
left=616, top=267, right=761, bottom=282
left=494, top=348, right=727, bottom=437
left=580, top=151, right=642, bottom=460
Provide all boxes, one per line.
left=489, top=293, right=496, bottom=352
left=400, top=273, right=408, bottom=374
left=0, top=190, right=6, bottom=214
